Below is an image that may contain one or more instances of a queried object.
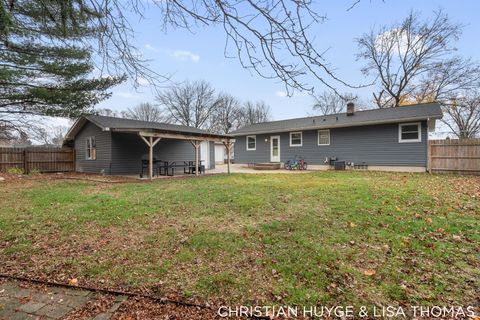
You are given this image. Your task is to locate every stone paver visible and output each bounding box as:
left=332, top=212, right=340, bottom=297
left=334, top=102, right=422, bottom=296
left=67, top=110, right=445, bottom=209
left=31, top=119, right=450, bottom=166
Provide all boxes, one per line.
left=36, top=303, right=72, bottom=319
left=0, top=279, right=128, bottom=320
left=17, top=301, right=46, bottom=313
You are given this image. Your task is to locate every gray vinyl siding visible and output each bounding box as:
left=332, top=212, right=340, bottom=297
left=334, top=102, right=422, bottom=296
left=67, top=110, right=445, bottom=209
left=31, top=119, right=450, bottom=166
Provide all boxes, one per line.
left=110, top=132, right=196, bottom=175
left=234, top=121, right=428, bottom=167
left=74, top=122, right=112, bottom=174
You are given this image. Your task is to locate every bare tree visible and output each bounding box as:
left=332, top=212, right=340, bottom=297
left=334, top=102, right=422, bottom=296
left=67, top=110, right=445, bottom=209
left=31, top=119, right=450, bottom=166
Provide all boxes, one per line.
left=414, top=58, right=480, bottom=138
left=210, top=94, right=243, bottom=134
left=441, top=92, right=480, bottom=139
left=357, top=10, right=480, bottom=137
left=124, top=103, right=168, bottom=123
left=312, top=91, right=363, bottom=115
left=156, top=80, right=221, bottom=129
left=413, top=57, right=480, bottom=103
left=357, top=10, right=462, bottom=108
left=34, top=126, right=69, bottom=146
left=152, top=1, right=359, bottom=95
left=239, top=101, right=272, bottom=126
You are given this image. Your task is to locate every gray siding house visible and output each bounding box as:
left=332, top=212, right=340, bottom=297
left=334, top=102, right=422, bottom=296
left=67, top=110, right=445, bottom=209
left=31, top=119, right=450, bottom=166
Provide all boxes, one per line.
left=65, top=115, right=230, bottom=176
left=231, top=103, right=443, bottom=172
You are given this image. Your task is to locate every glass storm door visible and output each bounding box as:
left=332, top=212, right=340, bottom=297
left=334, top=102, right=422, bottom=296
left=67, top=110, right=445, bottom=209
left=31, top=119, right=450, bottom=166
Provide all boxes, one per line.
left=270, top=136, right=280, bottom=162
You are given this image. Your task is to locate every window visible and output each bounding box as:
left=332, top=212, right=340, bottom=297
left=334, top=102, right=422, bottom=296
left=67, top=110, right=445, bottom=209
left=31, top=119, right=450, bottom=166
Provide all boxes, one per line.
left=86, top=137, right=96, bottom=160
left=318, top=129, right=330, bottom=146
left=399, top=123, right=421, bottom=143
left=246, top=135, right=256, bottom=150
left=289, top=132, right=302, bottom=147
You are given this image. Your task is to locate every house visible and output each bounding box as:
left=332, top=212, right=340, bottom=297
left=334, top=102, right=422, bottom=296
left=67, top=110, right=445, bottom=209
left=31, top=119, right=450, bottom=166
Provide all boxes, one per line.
left=230, top=102, right=443, bottom=172
left=64, top=115, right=232, bottom=177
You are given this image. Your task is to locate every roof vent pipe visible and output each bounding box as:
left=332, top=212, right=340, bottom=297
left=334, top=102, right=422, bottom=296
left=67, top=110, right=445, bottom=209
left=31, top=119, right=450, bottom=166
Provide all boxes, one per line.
left=346, top=102, right=355, bottom=116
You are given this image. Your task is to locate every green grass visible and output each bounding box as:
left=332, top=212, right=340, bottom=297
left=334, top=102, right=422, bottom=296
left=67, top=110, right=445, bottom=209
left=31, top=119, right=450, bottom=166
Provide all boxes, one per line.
left=0, top=172, right=479, bottom=307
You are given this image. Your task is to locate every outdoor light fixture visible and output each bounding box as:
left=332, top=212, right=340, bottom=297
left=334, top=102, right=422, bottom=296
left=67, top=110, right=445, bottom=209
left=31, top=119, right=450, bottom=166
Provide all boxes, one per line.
left=265, top=138, right=268, bottom=142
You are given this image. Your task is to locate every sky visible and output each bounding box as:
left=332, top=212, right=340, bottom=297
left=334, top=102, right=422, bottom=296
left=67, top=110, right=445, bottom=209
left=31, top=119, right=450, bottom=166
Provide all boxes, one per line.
left=95, top=0, right=480, bottom=124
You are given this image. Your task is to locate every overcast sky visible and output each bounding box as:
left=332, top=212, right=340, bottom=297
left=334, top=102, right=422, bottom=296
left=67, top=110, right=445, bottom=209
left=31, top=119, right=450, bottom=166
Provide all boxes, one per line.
left=96, top=0, right=480, bottom=123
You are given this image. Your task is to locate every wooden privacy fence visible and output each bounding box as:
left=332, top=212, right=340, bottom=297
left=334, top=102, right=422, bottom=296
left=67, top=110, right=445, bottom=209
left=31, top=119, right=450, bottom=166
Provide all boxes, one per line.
left=429, top=139, right=480, bottom=175
left=0, top=147, right=74, bottom=173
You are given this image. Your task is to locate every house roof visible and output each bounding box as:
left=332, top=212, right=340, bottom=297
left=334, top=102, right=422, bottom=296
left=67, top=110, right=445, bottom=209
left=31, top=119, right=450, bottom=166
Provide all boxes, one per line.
left=65, top=115, right=230, bottom=140
left=230, top=102, right=443, bottom=136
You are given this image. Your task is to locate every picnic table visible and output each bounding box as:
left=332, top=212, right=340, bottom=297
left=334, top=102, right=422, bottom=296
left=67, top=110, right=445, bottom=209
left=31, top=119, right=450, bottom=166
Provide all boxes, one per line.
left=158, top=160, right=205, bottom=176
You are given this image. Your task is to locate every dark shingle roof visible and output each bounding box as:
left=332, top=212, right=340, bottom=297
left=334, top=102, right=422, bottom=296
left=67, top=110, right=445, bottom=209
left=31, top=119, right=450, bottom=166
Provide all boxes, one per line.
left=87, top=115, right=210, bottom=135
left=66, top=115, right=229, bottom=140
left=230, top=102, right=442, bottom=136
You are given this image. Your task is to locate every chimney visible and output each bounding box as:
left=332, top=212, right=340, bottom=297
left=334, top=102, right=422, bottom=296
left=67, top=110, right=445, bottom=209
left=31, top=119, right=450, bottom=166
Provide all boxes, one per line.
left=346, top=102, right=355, bottom=116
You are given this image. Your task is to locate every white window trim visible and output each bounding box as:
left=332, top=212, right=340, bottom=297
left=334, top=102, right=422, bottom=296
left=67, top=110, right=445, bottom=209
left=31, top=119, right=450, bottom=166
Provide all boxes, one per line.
left=246, top=135, right=256, bottom=151
left=399, top=122, right=421, bottom=143
left=289, top=131, right=303, bottom=147
left=318, top=129, right=330, bottom=146
left=86, top=136, right=96, bottom=160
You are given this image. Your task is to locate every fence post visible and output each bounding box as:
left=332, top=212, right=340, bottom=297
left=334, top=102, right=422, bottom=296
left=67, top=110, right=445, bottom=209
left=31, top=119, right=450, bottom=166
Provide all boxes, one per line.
left=23, top=149, right=28, bottom=174
left=428, top=141, right=432, bottom=174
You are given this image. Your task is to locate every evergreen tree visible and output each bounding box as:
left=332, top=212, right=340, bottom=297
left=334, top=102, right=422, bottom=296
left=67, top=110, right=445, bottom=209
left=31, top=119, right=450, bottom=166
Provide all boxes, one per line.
left=0, top=0, right=124, bottom=136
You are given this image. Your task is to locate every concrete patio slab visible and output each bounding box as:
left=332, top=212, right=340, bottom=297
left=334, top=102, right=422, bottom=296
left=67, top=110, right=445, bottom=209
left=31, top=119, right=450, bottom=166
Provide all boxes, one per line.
left=0, top=279, right=127, bottom=320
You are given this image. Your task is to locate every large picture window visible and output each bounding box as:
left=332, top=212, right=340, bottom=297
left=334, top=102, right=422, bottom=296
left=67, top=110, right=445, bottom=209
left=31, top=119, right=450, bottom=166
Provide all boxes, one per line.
left=289, top=132, right=302, bottom=147
left=399, top=123, right=421, bottom=143
left=246, top=135, right=256, bottom=150
left=86, top=137, right=96, bottom=160
left=318, top=129, right=330, bottom=146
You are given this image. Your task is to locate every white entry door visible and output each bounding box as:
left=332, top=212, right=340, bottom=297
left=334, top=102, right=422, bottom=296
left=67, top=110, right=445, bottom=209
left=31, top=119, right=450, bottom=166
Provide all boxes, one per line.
left=270, top=136, right=280, bottom=162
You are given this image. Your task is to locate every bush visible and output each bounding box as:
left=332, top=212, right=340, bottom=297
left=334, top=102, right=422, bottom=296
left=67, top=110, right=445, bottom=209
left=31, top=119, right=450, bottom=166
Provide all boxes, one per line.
left=29, top=168, right=41, bottom=175
left=7, top=167, right=24, bottom=175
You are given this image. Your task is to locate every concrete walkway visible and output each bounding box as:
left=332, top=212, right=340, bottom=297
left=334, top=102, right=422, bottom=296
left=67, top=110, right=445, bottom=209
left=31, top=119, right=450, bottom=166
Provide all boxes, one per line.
left=0, top=279, right=127, bottom=320
left=209, top=163, right=320, bottom=174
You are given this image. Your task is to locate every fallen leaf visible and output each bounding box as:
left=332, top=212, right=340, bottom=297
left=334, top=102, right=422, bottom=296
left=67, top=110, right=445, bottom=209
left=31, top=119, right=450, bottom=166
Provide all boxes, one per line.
left=68, top=278, right=78, bottom=286
left=452, top=235, right=462, bottom=242
left=349, top=222, right=357, bottom=228
left=363, top=269, right=376, bottom=276
left=425, top=217, right=433, bottom=225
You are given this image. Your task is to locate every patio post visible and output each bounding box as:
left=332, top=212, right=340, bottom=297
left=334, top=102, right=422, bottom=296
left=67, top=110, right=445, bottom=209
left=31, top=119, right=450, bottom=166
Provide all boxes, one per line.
left=189, top=140, right=201, bottom=176
left=223, top=140, right=232, bottom=174
left=149, top=136, right=153, bottom=180
left=139, top=134, right=162, bottom=180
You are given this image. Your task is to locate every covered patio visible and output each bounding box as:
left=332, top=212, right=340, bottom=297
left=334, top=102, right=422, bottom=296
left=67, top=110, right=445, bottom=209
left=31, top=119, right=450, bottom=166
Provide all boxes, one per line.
left=65, top=115, right=234, bottom=178
left=121, top=128, right=233, bottom=180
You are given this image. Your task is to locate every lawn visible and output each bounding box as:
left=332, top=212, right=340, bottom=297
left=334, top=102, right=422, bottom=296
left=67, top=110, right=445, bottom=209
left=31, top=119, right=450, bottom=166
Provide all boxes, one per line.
left=0, top=172, right=479, bottom=309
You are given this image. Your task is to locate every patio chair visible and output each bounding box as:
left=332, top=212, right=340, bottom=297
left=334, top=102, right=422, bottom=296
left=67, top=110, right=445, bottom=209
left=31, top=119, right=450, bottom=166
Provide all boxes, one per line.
left=140, top=155, right=160, bottom=178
